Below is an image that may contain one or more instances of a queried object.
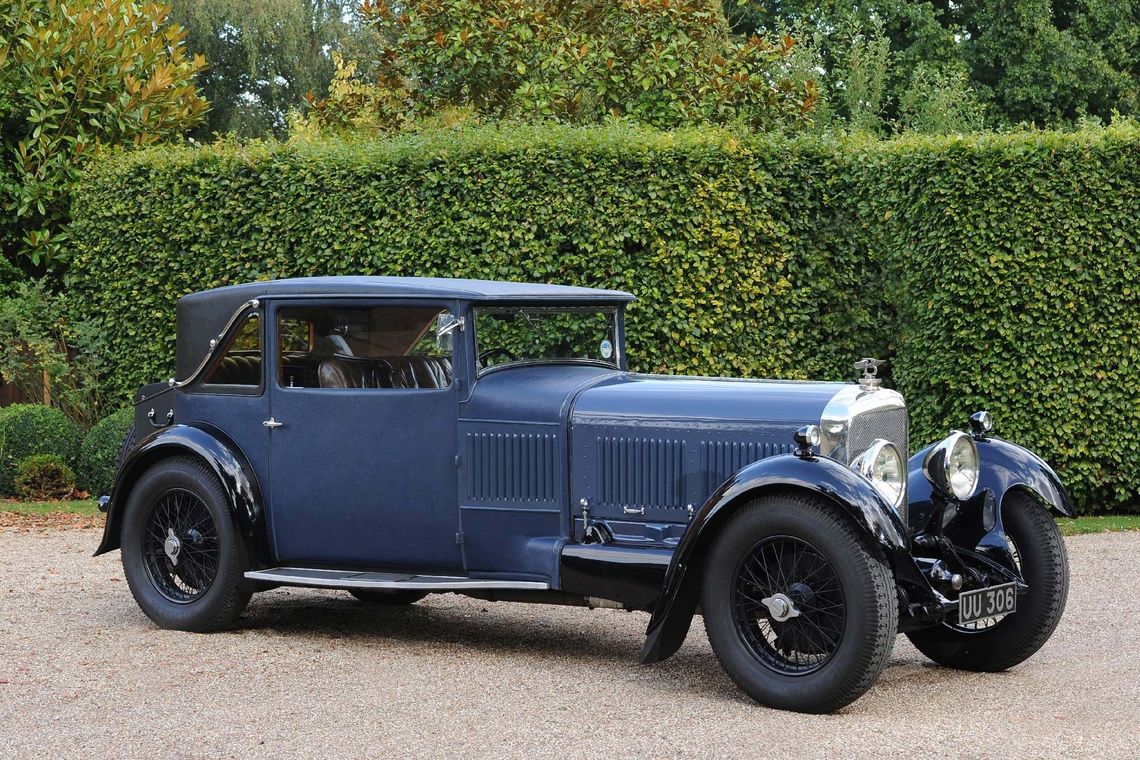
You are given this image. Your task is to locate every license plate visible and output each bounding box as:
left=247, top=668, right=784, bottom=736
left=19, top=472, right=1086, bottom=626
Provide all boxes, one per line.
left=958, top=582, right=1018, bottom=625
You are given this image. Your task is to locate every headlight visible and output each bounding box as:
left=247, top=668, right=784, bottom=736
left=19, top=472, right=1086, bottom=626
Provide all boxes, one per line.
left=851, top=439, right=905, bottom=510
left=923, top=431, right=979, bottom=500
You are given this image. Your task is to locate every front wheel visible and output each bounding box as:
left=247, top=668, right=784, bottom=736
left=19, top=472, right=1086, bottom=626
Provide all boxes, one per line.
left=120, top=456, right=252, bottom=631
left=702, top=492, right=898, bottom=713
left=906, top=492, right=1069, bottom=671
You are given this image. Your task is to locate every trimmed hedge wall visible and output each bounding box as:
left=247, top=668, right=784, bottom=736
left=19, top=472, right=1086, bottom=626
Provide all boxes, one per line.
left=866, top=128, right=1140, bottom=512
left=67, top=123, right=1140, bottom=513
left=68, top=126, right=886, bottom=396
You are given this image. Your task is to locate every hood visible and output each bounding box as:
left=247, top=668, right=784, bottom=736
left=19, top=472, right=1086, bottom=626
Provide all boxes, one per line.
left=570, top=374, right=846, bottom=428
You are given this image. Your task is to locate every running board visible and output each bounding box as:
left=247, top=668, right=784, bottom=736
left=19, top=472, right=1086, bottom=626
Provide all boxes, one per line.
left=245, top=567, right=549, bottom=591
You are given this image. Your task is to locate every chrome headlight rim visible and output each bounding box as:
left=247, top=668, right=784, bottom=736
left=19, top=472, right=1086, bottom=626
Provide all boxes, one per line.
left=851, top=438, right=906, bottom=511
left=923, top=431, right=980, bottom=500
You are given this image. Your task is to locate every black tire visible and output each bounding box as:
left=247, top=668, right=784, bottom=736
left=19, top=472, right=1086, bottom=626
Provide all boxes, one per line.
left=348, top=589, right=428, bottom=605
left=906, top=492, right=1069, bottom=671
left=120, top=456, right=252, bottom=631
left=702, top=492, right=898, bottom=713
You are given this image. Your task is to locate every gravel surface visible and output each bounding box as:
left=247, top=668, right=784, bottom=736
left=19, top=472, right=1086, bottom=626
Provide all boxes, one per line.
left=1, top=525, right=1136, bottom=759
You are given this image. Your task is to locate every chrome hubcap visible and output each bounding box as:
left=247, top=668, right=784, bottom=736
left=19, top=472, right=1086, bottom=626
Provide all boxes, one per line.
left=164, top=528, right=181, bottom=567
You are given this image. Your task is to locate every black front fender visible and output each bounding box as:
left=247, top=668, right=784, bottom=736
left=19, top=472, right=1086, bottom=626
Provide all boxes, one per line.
left=640, top=453, right=908, bottom=664
left=93, top=423, right=265, bottom=558
left=907, top=434, right=1075, bottom=537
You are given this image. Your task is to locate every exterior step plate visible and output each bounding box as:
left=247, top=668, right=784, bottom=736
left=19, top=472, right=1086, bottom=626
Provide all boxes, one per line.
left=245, top=567, right=548, bottom=591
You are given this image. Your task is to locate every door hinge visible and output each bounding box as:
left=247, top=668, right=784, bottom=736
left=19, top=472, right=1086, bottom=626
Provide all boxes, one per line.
left=455, top=532, right=464, bottom=546
left=455, top=454, right=462, bottom=469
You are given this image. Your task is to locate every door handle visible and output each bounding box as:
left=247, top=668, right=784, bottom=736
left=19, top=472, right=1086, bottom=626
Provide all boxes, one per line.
left=263, top=418, right=284, bottom=429
left=623, top=506, right=645, bottom=516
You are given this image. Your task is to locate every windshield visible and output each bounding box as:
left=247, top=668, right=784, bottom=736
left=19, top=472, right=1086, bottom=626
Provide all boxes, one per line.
left=475, top=306, right=620, bottom=372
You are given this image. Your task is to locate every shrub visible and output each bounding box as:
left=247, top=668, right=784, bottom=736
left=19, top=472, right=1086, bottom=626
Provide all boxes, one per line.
left=0, top=404, right=82, bottom=496
left=300, top=1, right=816, bottom=135
left=0, top=280, right=113, bottom=429
left=66, top=122, right=1140, bottom=513
left=14, top=454, right=76, bottom=501
left=76, top=408, right=133, bottom=497
left=0, top=0, right=206, bottom=272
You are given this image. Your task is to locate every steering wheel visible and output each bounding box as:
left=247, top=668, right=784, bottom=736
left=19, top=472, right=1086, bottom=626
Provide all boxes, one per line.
left=478, top=347, right=518, bottom=368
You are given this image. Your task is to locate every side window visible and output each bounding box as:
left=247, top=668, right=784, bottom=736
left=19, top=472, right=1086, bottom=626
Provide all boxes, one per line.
left=202, top=315, right=262, bottom=387
left=278, top=305, right=454, bottom=390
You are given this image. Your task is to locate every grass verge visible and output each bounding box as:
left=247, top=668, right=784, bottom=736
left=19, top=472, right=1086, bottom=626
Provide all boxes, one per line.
left=0, top=499, right=103, bottom=530
left=1, top=499, right=101, bottom=516
left=1056, top=515, right=1140, bottom=536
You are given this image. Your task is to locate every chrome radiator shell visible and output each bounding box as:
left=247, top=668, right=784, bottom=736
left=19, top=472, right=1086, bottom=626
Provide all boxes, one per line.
left=819, top=385, right=909, bottom=526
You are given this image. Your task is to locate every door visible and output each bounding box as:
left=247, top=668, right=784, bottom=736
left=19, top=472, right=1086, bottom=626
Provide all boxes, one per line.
left=266, top=300, right=463, bottom=570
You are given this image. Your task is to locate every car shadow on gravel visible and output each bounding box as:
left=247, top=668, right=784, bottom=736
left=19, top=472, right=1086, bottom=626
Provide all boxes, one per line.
left=233, top=591, right=753, bottom=701
left=237, top=591, right=649, bottom=661
left=94, top=587, right=944, bottom=708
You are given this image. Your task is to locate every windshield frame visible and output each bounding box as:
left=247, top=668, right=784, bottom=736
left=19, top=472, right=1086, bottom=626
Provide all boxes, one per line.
left=473, top=303, right=625, bottom=376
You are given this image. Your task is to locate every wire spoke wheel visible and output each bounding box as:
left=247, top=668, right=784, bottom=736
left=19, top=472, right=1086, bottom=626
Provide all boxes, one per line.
left=141, top=488, right=220, bottom=604
left=950, top=532, right=1022, bottom=633
left=732, top=535, right=847, bottom=676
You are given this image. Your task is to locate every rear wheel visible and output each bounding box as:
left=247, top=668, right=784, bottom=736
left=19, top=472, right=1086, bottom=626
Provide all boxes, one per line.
left=906, top=492, right=1068, bottom=671
left=702, top=492, right=898, bottom=713
left=121, top=456, right=252, bottom=631
left=348, top=589, right=427, bottom=605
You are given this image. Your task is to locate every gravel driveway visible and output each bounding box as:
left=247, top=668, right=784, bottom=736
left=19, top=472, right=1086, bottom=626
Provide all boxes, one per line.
left=0, top=525, right=1136, bottom=759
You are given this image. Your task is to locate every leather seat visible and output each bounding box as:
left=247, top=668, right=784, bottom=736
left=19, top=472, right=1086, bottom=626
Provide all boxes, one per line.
left=318, top=356, right=452, bottom=389
left=385, top=356, right=453, bottom=389
left=318, top=356, right=391, bottom=389
left=208, top=353, right=261, bottom=385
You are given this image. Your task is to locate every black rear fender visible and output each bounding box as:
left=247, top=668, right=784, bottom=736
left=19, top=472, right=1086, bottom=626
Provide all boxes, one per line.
left=640, top=453, right=909, bottom=664
left=94, top=423, right=266, bottom=562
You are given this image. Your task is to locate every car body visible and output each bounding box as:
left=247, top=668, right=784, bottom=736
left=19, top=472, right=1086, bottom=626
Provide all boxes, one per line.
left=97, top=277, right=1073, bottom=712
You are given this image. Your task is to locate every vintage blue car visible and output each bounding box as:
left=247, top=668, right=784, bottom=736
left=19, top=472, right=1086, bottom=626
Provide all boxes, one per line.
left=96, top=277, right=1071, bottom=713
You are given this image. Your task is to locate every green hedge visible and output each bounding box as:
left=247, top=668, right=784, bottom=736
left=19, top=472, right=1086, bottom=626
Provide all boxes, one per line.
left=68, top=126, right=885, bottom=397
left=865, top=128, right=1140, bottom=513
left=0, top=404, right=82, bottom=496
left=67, top=123, right=1140, bottom=513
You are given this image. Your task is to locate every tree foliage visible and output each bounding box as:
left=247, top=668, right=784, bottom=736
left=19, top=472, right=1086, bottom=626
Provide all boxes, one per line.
left=171, top=0, right=359, bottom=139
left=298, top=0, right=819, bottom=134
left=733, top=0, right=1140, bottom=131
left=0, top=0, right=207, bottom=274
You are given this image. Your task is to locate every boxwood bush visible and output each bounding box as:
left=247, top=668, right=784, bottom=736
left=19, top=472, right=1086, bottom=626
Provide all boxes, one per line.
left=76, top=408, right=133, bottom=497
left=14, top=454, right=76, bottom=501
left=66, top=123, right=1140, bottom=513
left=0, top=404, right=82, bottom=496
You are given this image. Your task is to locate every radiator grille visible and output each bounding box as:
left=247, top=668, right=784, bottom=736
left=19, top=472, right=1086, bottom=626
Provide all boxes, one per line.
left=849, top=406, right=909, bottom=460
left=848, top=406, right=909, bottom=526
